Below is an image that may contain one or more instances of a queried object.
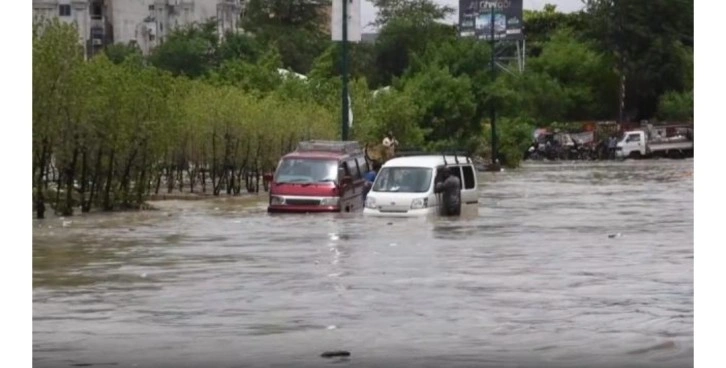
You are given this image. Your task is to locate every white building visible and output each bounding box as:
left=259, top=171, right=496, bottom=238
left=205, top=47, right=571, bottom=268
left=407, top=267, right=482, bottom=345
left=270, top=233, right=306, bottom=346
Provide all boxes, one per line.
left=32, top=0, right=245, bottom=56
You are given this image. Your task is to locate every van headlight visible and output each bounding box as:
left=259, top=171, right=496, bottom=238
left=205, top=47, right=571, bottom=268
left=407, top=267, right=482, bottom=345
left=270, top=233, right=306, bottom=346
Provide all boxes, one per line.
left=270, top=196, right=284, bottom=205
left=410, top=198, right=428, bottom=209
left=365, top=197, right=376, bottom=209
left=320, top=197, right=340, bottom=206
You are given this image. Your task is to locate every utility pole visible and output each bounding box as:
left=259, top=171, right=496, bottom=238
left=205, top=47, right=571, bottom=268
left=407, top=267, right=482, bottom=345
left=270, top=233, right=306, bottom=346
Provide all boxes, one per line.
left=616, top=0, right=625, bottom=125
left=341, top=0, right=350, bottom=141
left=489, top=7, right=498, bottom=166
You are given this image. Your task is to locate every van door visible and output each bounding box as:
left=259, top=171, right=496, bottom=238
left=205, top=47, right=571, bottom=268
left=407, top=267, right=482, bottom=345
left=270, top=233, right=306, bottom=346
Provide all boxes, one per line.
left=460, top=164, right=478, bottom=205
left=340, top=156, right=365, bottom=211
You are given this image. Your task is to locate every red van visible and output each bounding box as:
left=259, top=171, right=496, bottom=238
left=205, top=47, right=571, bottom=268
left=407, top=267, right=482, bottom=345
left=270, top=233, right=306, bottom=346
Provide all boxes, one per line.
left=266, top=140, right=369, bottom=213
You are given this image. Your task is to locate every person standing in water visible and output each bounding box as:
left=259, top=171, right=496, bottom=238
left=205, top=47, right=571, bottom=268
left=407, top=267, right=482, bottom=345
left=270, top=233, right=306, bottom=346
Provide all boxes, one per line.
left=434, top=167, right=461, bottom=216
left=362, top=162, right=380, bottom=201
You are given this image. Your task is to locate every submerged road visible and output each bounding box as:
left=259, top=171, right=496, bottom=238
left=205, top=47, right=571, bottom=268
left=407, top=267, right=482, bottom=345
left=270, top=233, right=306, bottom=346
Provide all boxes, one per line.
left=33, top=160, right=693, bottom=368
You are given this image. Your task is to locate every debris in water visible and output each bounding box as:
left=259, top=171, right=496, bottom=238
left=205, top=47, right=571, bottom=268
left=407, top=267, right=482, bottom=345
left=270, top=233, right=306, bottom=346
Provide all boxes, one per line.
left=140, top=273, right=147, bottom=278
left=326, top=325, right=337, bottom=330
left=62, top=221, right=72, bottom=228
left=321, top=350, right=350, bottom=358
left=387, top=222, right=393, bottom=225
left=128, top=228, right=135, bottom=232
left=608, top=233, right=622, bottom=238
left=389, top=243, right=397, bottom=247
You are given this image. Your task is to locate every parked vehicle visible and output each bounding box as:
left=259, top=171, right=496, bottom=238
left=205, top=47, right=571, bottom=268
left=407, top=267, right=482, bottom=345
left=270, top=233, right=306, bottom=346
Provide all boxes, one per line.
left=267, top=140, right=369, bottom=213
left=363, top=153, right=479, bottom=217
left=616, top=128, right=694, bottom=159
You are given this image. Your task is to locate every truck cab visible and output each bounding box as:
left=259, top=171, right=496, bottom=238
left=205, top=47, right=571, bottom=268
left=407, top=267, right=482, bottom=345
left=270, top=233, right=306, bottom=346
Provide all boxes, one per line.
left=267, top=140, right=369, bottom=213
left=616, top=130, right=646, bottom=158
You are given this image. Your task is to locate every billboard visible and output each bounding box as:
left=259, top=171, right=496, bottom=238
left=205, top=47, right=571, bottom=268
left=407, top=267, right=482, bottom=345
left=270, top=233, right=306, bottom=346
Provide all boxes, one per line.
left=332, top=0, right=362, bottom=42
left=459, top=0, right=523, bottom=41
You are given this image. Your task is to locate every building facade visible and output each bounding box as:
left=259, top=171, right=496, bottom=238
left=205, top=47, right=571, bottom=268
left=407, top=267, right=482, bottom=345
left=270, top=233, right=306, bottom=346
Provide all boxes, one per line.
left=32, top=0, right=245, bottom=56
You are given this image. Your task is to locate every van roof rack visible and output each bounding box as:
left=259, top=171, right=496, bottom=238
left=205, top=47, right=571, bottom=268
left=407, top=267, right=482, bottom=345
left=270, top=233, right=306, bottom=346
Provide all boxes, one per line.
left=297, top=140, right=362, bottom=154
left=394, top=150, right=472, bottom=165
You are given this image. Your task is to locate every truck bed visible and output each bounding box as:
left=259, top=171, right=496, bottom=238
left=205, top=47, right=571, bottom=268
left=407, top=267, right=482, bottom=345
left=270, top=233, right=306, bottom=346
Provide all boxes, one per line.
left=649, top=140, right=693, bottom=152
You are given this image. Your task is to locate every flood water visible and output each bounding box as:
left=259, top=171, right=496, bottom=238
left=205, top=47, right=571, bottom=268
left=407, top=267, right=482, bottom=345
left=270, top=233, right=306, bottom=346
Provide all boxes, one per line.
left=33, top=160, right=694, bottom=368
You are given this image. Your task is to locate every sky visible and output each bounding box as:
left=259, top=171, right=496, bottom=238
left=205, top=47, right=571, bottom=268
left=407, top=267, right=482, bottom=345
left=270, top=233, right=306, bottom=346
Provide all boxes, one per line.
left=359, top=0, right=585, bottom=31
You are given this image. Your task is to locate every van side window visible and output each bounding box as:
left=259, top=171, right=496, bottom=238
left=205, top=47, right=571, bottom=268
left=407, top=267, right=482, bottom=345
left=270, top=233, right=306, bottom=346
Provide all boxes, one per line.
left=340, top=162, right=350, bottom=177
left=462, top=165, right=476, bottom=189
left=356, top=157, right=369, bottom=174
left=346, top=159, right=361, bottom=179
left=627, top=134, right=641, bottom=142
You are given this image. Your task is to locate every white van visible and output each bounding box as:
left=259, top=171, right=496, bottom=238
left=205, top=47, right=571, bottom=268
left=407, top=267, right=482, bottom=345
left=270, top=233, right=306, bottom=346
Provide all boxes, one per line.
left=363, top=154, right=479, bottom=217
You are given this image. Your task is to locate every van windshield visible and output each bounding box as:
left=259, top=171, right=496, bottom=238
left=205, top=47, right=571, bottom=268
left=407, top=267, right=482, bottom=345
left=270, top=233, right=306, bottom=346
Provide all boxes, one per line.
left=274, top=158, right=339, bottom=184
left=372, top=167, right=433, bottom=193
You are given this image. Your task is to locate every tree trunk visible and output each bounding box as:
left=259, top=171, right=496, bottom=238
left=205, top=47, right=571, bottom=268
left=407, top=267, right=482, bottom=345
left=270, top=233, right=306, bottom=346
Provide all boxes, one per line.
left=136, top=143, right=149, bottom=206
left=102, top=148, right=115, bottom=211
left=85, top=147, right=103, bottom=213
left=211, top=130, right=218, bottom=194
left=61, top=145, right=79, bottom=216
left=119, top=146, right=139, bottom=205
left=78, top=147, right=88, bottom=212
left=35, top=139, right=50, bottom=219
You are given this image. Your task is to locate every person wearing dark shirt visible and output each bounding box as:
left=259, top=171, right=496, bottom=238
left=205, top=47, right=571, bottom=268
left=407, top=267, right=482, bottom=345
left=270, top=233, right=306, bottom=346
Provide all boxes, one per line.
left=434, top=167, right=461, bottom=216
left=363, top=162, right=380, bottom=201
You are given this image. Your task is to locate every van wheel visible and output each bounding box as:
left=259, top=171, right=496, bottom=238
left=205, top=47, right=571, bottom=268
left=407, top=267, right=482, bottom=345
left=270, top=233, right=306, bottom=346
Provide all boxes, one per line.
left=629, top=151, right=642, bottom=159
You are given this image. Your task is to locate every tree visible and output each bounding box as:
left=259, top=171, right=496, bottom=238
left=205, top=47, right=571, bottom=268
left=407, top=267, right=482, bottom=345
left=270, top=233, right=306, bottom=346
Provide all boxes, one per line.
left=103, top=42, right=143, bottom=64
left=582, top=0, right=694, bottom=120
left=242, top=0, right=330, bottom=73
left=657, top=90, right=693, bottom=122
left=33, top=19, right=85, bottom=218
left=523, top=4, right=587, bottom=57
left=528, top=29, right=619, bottom=120
left=402, top=66, right=478, bottom=148
left=371, top=14, right=456, bottom=87
left=148, top=21, right=219, bottom=78
left=216, top=31, right=264, bottom=63
left=370, top=0, right=454, bottom=27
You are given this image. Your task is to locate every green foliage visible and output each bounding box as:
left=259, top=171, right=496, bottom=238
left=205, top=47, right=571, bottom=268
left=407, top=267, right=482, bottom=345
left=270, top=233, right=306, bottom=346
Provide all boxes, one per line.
left=369, top=4, right=457, bottom=87
left=241, top=0, right=330, bottom=74
left=482, top=118, right=536, bottom=168
left=103, top=42, right=143, bottom=64
left=403, top=66, right=478, bottom=147
left=582, top=0, right=693, bottom=119
left=528, top=29, right=619, bottom=120
left=371, top=0, right=455, bottom=27
left=148, top=21, right=219, bottom=78
left=216, top=32, right=264, bottom=63
left=657, top=90, right=693, bottom=122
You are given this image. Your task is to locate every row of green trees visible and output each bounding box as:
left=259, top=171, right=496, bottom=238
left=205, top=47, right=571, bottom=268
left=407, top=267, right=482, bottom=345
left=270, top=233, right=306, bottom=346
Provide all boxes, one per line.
left=33, top=0, right=693, bottom=218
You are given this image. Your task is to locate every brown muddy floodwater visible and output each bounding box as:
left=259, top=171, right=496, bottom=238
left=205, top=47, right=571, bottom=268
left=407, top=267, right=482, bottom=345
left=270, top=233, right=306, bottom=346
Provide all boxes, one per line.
left=33, top=160, right=694, bottom=368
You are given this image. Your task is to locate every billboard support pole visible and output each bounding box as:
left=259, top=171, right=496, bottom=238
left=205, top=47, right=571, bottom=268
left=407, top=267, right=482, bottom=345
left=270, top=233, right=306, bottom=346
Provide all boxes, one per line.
left=341, top=0, right=350, bottom=141
left=489, top=8, right=498, bottom=167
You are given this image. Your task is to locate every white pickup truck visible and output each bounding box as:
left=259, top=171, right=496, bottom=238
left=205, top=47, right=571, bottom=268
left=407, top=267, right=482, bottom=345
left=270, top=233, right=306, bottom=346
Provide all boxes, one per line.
left=616, top=129, right=693, bottom=159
